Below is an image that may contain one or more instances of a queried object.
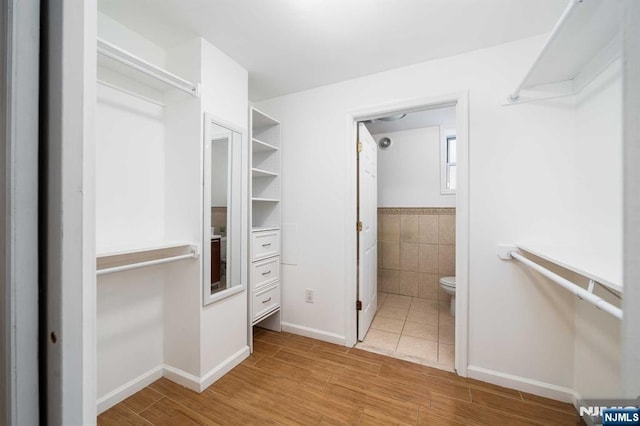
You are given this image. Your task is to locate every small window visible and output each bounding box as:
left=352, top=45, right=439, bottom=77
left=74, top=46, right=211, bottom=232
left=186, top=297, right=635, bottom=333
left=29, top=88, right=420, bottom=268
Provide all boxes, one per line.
left=441, top=129, right=457, bottom=194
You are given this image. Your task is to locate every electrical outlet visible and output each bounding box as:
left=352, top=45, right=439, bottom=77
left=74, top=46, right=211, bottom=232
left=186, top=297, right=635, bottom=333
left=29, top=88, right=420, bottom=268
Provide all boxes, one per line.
left=305, top=289, right=314, bottom=303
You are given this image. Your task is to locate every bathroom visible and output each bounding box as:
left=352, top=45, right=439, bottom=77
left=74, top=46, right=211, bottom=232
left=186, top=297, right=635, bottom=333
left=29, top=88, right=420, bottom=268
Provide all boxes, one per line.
left=357, top=106, right=458, bottom=371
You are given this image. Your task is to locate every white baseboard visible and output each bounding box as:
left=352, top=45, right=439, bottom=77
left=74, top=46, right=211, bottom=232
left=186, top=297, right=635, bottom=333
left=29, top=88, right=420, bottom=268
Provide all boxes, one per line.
left=96, top=365, right=164, bottom=415
left=199, top=346, right=250, bottom=391
left=162, top=364, right=201, bottom=392
left=467, top=365, right=579, bottom=404
left=281, top=322, right=346, bottom=346
left=97, top=346, right=250, bottom=413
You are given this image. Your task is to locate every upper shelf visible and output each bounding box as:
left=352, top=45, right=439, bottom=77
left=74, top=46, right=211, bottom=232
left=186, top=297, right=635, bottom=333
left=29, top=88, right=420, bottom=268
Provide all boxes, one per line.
left=517, top=244, right=622, bottom=293
left=97, top=38, right=200, bottom=99
left=508, top=0, right=623, bottom=103
left=252, top=108, right=280, bottom=130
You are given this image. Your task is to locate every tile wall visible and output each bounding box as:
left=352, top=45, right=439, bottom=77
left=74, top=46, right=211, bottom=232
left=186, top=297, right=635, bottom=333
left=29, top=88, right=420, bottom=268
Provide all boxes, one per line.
left=377, top=207, right=456, bottom=302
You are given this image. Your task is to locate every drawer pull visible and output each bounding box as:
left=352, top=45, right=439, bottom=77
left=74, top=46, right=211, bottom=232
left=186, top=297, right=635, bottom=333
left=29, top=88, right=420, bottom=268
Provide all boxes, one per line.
left=262, top=297, right=272, bottom=304
left=262, top=243, right=272, bottom=247
left=262, top=270, right=272, bottom=276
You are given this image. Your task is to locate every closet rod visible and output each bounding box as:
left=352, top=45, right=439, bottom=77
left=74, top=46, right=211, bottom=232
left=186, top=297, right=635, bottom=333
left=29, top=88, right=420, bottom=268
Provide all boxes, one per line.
left=97, top=248, right=198, bottom=276
left=508, top=251, right=622, bottom=320
left=97, top=38, right=199, bottom=98
left=508, top=0, right=582, bottom=103
left=97, top=79, right=165, bottom=107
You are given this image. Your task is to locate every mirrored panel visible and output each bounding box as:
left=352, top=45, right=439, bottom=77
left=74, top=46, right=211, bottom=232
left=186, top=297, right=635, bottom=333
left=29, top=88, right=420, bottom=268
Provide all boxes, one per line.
left=203, top=117, right=243, bottom=305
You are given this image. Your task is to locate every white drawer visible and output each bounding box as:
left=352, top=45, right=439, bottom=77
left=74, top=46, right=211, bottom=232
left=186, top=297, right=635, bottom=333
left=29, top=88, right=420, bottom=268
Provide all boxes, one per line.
left=252, top=230, right=280, bottom=261
left=252, top=283, right=280, bottom=321
left=252, top=256, right=280, bottom=290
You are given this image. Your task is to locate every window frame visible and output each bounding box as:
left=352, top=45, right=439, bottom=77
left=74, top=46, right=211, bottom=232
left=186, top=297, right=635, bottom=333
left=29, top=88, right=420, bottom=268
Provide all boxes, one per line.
left=440, top=126, right=457, bottom=194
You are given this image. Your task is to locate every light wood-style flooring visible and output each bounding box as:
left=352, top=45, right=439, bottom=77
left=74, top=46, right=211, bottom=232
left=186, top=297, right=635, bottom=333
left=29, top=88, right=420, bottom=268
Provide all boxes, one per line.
left=98, top=329, right=583, bottom=425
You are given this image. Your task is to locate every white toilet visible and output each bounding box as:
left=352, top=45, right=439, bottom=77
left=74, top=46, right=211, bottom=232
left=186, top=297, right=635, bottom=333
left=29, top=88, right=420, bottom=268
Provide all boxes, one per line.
left=439, top=276, right=456, bottom=316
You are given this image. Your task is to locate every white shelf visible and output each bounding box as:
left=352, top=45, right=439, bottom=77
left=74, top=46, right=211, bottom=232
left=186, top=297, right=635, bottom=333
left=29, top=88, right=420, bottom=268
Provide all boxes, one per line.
left=252, top=197, right=280, bottom=203
left=97, top=38, right=200, bottom=98
left=252, top=168, right=278, bottom=178
left=97, top=241, right=195, bottom=258
left=252, top=138, right=279, bottom=152
left=252, top=109, right=280, bottom=129
left=509, top=0, right=622, bottom=102
left=252, top=226, right=280, bottom=232
left=516, top=244, right=622, bottom=293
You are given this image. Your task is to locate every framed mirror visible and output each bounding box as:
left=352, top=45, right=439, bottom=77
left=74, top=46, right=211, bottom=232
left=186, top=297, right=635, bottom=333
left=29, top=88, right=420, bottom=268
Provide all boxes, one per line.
left=203, top=114, right=245, bottom=305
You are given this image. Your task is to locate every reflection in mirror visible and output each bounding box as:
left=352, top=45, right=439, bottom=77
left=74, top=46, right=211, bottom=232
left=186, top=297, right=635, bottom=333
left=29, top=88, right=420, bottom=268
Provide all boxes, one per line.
left=204, top=117, right=243, bottom=305
left=210, top=133, right=229, bottom=294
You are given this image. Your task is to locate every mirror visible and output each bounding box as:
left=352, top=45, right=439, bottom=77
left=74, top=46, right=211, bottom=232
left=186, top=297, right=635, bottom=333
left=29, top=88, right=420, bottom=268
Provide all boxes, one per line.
left=203, top=116, right=244, bottom=305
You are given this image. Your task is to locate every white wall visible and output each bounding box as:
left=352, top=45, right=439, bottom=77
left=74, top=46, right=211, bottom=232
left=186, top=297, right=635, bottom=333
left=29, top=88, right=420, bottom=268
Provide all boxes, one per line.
left=257, top=34, right=622, bottom=399
left=96, top=85, right=166, bottom=248
left=197, top=37, right=249, bottom=379
left=95, top=15, right=173, bottom=404
left=572, top=58, right=622, bottom=399
left=374, top=127, right=455, bottom=207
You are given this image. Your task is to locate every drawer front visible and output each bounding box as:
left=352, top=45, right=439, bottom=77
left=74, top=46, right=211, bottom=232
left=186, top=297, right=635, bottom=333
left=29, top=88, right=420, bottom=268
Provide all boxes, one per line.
left=252, top=256, right=280, bottom=290
left=252, top=230, right=280, bottom=261
left=252, top=283, right=280, bottom=321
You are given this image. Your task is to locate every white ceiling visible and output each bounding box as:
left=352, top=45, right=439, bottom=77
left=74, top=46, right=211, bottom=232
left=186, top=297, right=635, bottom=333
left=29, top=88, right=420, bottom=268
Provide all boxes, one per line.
left=366, top=106, right=456, bottom=135
left=98, top=0, right=567, bottom=101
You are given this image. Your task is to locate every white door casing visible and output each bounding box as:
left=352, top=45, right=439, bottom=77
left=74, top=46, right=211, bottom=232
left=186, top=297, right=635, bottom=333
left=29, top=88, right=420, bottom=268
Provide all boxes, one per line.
left=357, top=123, right=378, bottom=341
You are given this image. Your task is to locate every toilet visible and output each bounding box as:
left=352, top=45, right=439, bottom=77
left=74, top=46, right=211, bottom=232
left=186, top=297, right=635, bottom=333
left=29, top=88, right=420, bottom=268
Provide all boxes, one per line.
left=439, top=276, right=456, bottom=316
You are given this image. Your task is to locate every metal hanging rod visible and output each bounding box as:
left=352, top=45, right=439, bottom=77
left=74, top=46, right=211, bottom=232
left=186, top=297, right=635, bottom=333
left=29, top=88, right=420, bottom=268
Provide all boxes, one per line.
left=508, top=0, right=583, bottom=103
left=500, top=248, right=622, bottom=320
left=97, top=38, right=200, bottom=98
left=97, top=245, right=199, bottom=276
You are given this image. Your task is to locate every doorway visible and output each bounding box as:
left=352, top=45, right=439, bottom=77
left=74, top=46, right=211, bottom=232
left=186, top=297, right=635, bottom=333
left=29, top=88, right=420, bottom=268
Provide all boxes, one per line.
left=347, top=93, right=469, bottom=376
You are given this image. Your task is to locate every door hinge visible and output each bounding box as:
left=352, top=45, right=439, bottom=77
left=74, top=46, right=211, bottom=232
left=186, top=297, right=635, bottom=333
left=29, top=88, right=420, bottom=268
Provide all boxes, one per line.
left=357, top=141, right=363, bottom=153
left=356, top=300, right=362, bottom=311
left=356, top=221, right=363, bottom=232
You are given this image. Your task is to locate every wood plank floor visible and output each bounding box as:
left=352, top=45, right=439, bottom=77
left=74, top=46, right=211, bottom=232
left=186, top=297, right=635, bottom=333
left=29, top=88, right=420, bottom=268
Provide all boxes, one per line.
left=98, top=329, right=583, bottom=425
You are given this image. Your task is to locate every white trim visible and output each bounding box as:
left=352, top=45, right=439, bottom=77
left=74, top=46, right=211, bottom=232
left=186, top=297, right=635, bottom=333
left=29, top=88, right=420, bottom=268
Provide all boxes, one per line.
left=161, top=365, right=202, bottom=392
left=2, top=0, right=40, bottom=423
left=467, top=365, right=579, bottom=405
left=281, top=322, right=347, bottom=346
left=198, top=346, right=250, bottom=390
left=97, top=345, right=249, bottom=414
left=96, top=365, right=164, bottom=415
left=344, top=92, right=470, bottom=378
left=622, top=0, right=640, bottom=398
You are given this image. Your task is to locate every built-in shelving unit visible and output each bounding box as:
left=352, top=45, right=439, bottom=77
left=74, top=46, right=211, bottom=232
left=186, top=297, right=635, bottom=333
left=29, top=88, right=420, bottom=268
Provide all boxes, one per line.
left=508, top=0, right=623, bottom=103
left=249, top=107, right=282, bottom=340
left=97, top=38, right=200, bottom=105
left=516, top=244, right=622, bottom=293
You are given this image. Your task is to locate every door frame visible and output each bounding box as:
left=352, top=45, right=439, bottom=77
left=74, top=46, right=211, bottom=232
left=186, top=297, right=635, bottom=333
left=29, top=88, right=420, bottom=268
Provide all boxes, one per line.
left=2, top=0, right=41, bottom=423
left=344, top=92, right=470, bottom=377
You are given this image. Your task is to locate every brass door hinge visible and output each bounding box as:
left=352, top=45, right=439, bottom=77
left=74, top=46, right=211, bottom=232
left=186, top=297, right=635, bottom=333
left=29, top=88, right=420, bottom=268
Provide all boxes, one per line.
left=356, top=300, right=362, bottom=311
left=357, top=141, right=363, bottom=153
left=357, top=221, right=363, bottom=232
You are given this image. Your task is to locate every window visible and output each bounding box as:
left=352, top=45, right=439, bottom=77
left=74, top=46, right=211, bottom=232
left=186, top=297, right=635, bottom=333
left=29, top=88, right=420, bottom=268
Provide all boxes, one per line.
left=441, top=128, right=457, bottom=194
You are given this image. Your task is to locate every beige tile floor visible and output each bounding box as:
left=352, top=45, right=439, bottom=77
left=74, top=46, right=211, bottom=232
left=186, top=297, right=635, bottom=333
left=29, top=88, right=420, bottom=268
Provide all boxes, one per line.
left=356, top=292, right=455, bottom=371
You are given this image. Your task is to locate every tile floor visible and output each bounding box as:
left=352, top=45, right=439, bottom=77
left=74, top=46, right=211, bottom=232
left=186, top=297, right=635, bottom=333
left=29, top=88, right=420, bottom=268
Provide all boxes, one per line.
left=356, top=292, right=455, bottom=371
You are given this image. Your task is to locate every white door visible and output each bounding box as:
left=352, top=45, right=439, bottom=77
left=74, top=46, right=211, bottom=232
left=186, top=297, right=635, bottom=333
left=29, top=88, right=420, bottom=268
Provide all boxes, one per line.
left=357, top=123, right=378, bottom=341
